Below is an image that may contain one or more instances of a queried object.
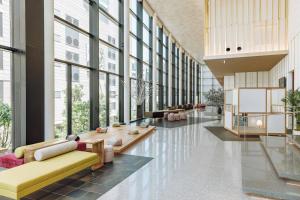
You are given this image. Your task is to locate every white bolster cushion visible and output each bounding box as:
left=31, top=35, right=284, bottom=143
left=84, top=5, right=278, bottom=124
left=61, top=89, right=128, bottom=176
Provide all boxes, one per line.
left=34, top=141, right=78, bottom=161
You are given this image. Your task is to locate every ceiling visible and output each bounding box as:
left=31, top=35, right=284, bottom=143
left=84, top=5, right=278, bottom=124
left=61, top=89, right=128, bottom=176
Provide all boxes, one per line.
left=203, top=50, right=288, bottom=78
left=146, top=0, right=205, bottom=62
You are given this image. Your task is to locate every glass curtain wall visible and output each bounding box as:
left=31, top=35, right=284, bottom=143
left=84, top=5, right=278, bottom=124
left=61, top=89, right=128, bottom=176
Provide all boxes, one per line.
left=162, top=31, right=168, bottom=108
left=201, top=65, right=221, bottom=102
left=175, top=47, right=180, bottom=105
left=184, top=55, right=188, bottom=104
left=142, top=9, right=152, bottom=114
left=54, top=0, right=122, bottom=137
left=181, top=52, right=185, bottom=104
left=156, top=26, right=163, bottom=109
left=129, top=0, right=152, bottom=121
left=129, top=0, right=138, bottom=120
left=197, top=63, right=201, bottom=103
left=171, top=43, right=179, bottom=106
left=0, top=0, right=23, bottom=149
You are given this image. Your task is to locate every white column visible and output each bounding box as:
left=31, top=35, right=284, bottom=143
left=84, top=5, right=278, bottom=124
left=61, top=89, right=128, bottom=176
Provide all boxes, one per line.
left=168, top=34, right=172, bottom=106
left=152, top=14, right=158, bottom=111
left=178, top=47, right=182, bottom=105
left=44, top=0, right=54, bottom=140
left=123, top=0, right=130, bottom=124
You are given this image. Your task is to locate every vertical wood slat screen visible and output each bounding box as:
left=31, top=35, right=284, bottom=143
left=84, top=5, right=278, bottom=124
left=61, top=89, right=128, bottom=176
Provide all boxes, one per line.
left=205, top=0, right=288, bottom=56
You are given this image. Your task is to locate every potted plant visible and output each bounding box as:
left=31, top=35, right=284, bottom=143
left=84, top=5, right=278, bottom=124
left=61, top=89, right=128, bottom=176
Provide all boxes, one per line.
left=282, top=89, right=300, bottom=135
left=204, top=88, right=224, bottom=115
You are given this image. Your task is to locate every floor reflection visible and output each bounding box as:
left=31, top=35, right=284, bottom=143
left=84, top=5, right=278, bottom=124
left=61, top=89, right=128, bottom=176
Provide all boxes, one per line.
left=98, top=110, right=251, bottom=200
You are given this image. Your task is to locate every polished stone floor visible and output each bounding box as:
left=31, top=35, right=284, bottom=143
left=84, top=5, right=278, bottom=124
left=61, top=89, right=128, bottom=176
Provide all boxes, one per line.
left=98, top=111, right=252, bottom=200
left=242, top=142, right=300, bottom=200
left=261, top=136, right=300, bottom=181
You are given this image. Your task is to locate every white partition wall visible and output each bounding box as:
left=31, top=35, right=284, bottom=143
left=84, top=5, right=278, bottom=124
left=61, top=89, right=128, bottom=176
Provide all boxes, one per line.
left=224, top=87, right=286, bottom=136
left=239, top=89, right=266, bottom=113
left=224, top=90, right=233, bottom=130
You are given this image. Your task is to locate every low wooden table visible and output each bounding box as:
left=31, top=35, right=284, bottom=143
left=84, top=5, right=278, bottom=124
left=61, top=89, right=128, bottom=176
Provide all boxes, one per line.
left=80, top=138, right=104, bottom=170
left=80, top=125, right=156, bottom=154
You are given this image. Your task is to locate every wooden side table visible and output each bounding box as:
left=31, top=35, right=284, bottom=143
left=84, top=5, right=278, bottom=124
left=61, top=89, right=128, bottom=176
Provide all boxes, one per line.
left=81, top=139, right=104, bottom=170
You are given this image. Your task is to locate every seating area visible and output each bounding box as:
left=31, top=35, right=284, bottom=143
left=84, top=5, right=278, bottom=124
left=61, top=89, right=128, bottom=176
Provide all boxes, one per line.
left=0, top=142, right=99, bottom=200
left=0, top=124, right=156, bottom=199
left=1, top=0, right=300, bottom=199
left=80, top=125, right=156, bottom=154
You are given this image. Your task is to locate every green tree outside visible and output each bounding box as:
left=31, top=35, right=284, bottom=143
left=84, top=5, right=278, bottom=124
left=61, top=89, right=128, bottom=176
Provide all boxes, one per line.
left=0, top=100, right=12, bottom=149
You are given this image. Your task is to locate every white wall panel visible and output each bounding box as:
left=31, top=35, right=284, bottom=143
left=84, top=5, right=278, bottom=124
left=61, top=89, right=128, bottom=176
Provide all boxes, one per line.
left=268, top=0, right=300, bottom=89
left=267, top=114, right=285, bottom=133
left=235, top=73, right=246, bottom=88
left=239, top=89, right=266, bottom=113
left=205, top=0, right=288, bottom=56
left=258, top=71, right=269, bottom=87
left=224, top=75, right=235, bottom=90
left=246, top=72, right=257, bottom=87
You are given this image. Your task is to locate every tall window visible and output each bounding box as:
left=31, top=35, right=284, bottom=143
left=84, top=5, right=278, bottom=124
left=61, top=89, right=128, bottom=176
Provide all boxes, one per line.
left=162, top=32, right=168, bottom=107
left=54, top=0, right=122, bottom=137
left=129, top=0, right=138, bottom=120
left=201, top=65, right=221, bottom=102
left=129, top=0, right=152, bottom=120
left=99, top=1, right=121, bottom=126
left=0, top=0, right=13, bottom=149
left=142, top=9, right=152, bottom=113
left=171, top=44, right=179, bottom=106
left=156, top=26, right=165, bottom=109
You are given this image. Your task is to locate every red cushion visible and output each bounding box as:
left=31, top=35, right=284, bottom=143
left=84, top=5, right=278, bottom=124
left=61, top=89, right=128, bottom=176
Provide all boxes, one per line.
left=0, top=153, right=24, bottom=169
left=76, top=142, right=87, bottom=151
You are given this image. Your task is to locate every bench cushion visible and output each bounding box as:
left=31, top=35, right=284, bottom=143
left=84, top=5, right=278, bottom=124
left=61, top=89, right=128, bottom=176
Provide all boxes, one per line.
left=0, top=151, right=98, bottom=194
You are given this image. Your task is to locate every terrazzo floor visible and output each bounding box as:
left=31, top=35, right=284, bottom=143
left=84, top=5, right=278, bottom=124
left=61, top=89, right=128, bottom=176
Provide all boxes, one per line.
left=3, top=110, right=288, bottom=200
left=97, top=110, right=253, bottom=200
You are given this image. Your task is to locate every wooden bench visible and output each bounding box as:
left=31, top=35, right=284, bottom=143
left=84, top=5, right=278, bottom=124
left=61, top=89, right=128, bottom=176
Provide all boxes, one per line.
left=80, top=125, right=156, bottom=154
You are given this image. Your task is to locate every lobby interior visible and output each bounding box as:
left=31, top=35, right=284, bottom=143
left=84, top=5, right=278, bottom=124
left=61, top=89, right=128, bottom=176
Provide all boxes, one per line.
left=1, top=0, right=300, bottom=199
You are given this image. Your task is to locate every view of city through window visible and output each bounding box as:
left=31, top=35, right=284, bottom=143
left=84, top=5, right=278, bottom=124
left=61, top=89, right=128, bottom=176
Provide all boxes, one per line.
left=0, top=0, right=220, bottom=146
left=0, top=0, right=12, bottom=149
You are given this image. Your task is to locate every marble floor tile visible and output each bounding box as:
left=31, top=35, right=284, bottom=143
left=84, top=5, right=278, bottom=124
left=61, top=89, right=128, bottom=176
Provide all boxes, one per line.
left=261, top=136, right=300, bottom=181
left=98, top=111, right=251, bottom=200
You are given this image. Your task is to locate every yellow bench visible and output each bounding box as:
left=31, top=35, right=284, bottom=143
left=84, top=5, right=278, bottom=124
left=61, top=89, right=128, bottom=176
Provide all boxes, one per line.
left=0, top=150, right=99, bottom=200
